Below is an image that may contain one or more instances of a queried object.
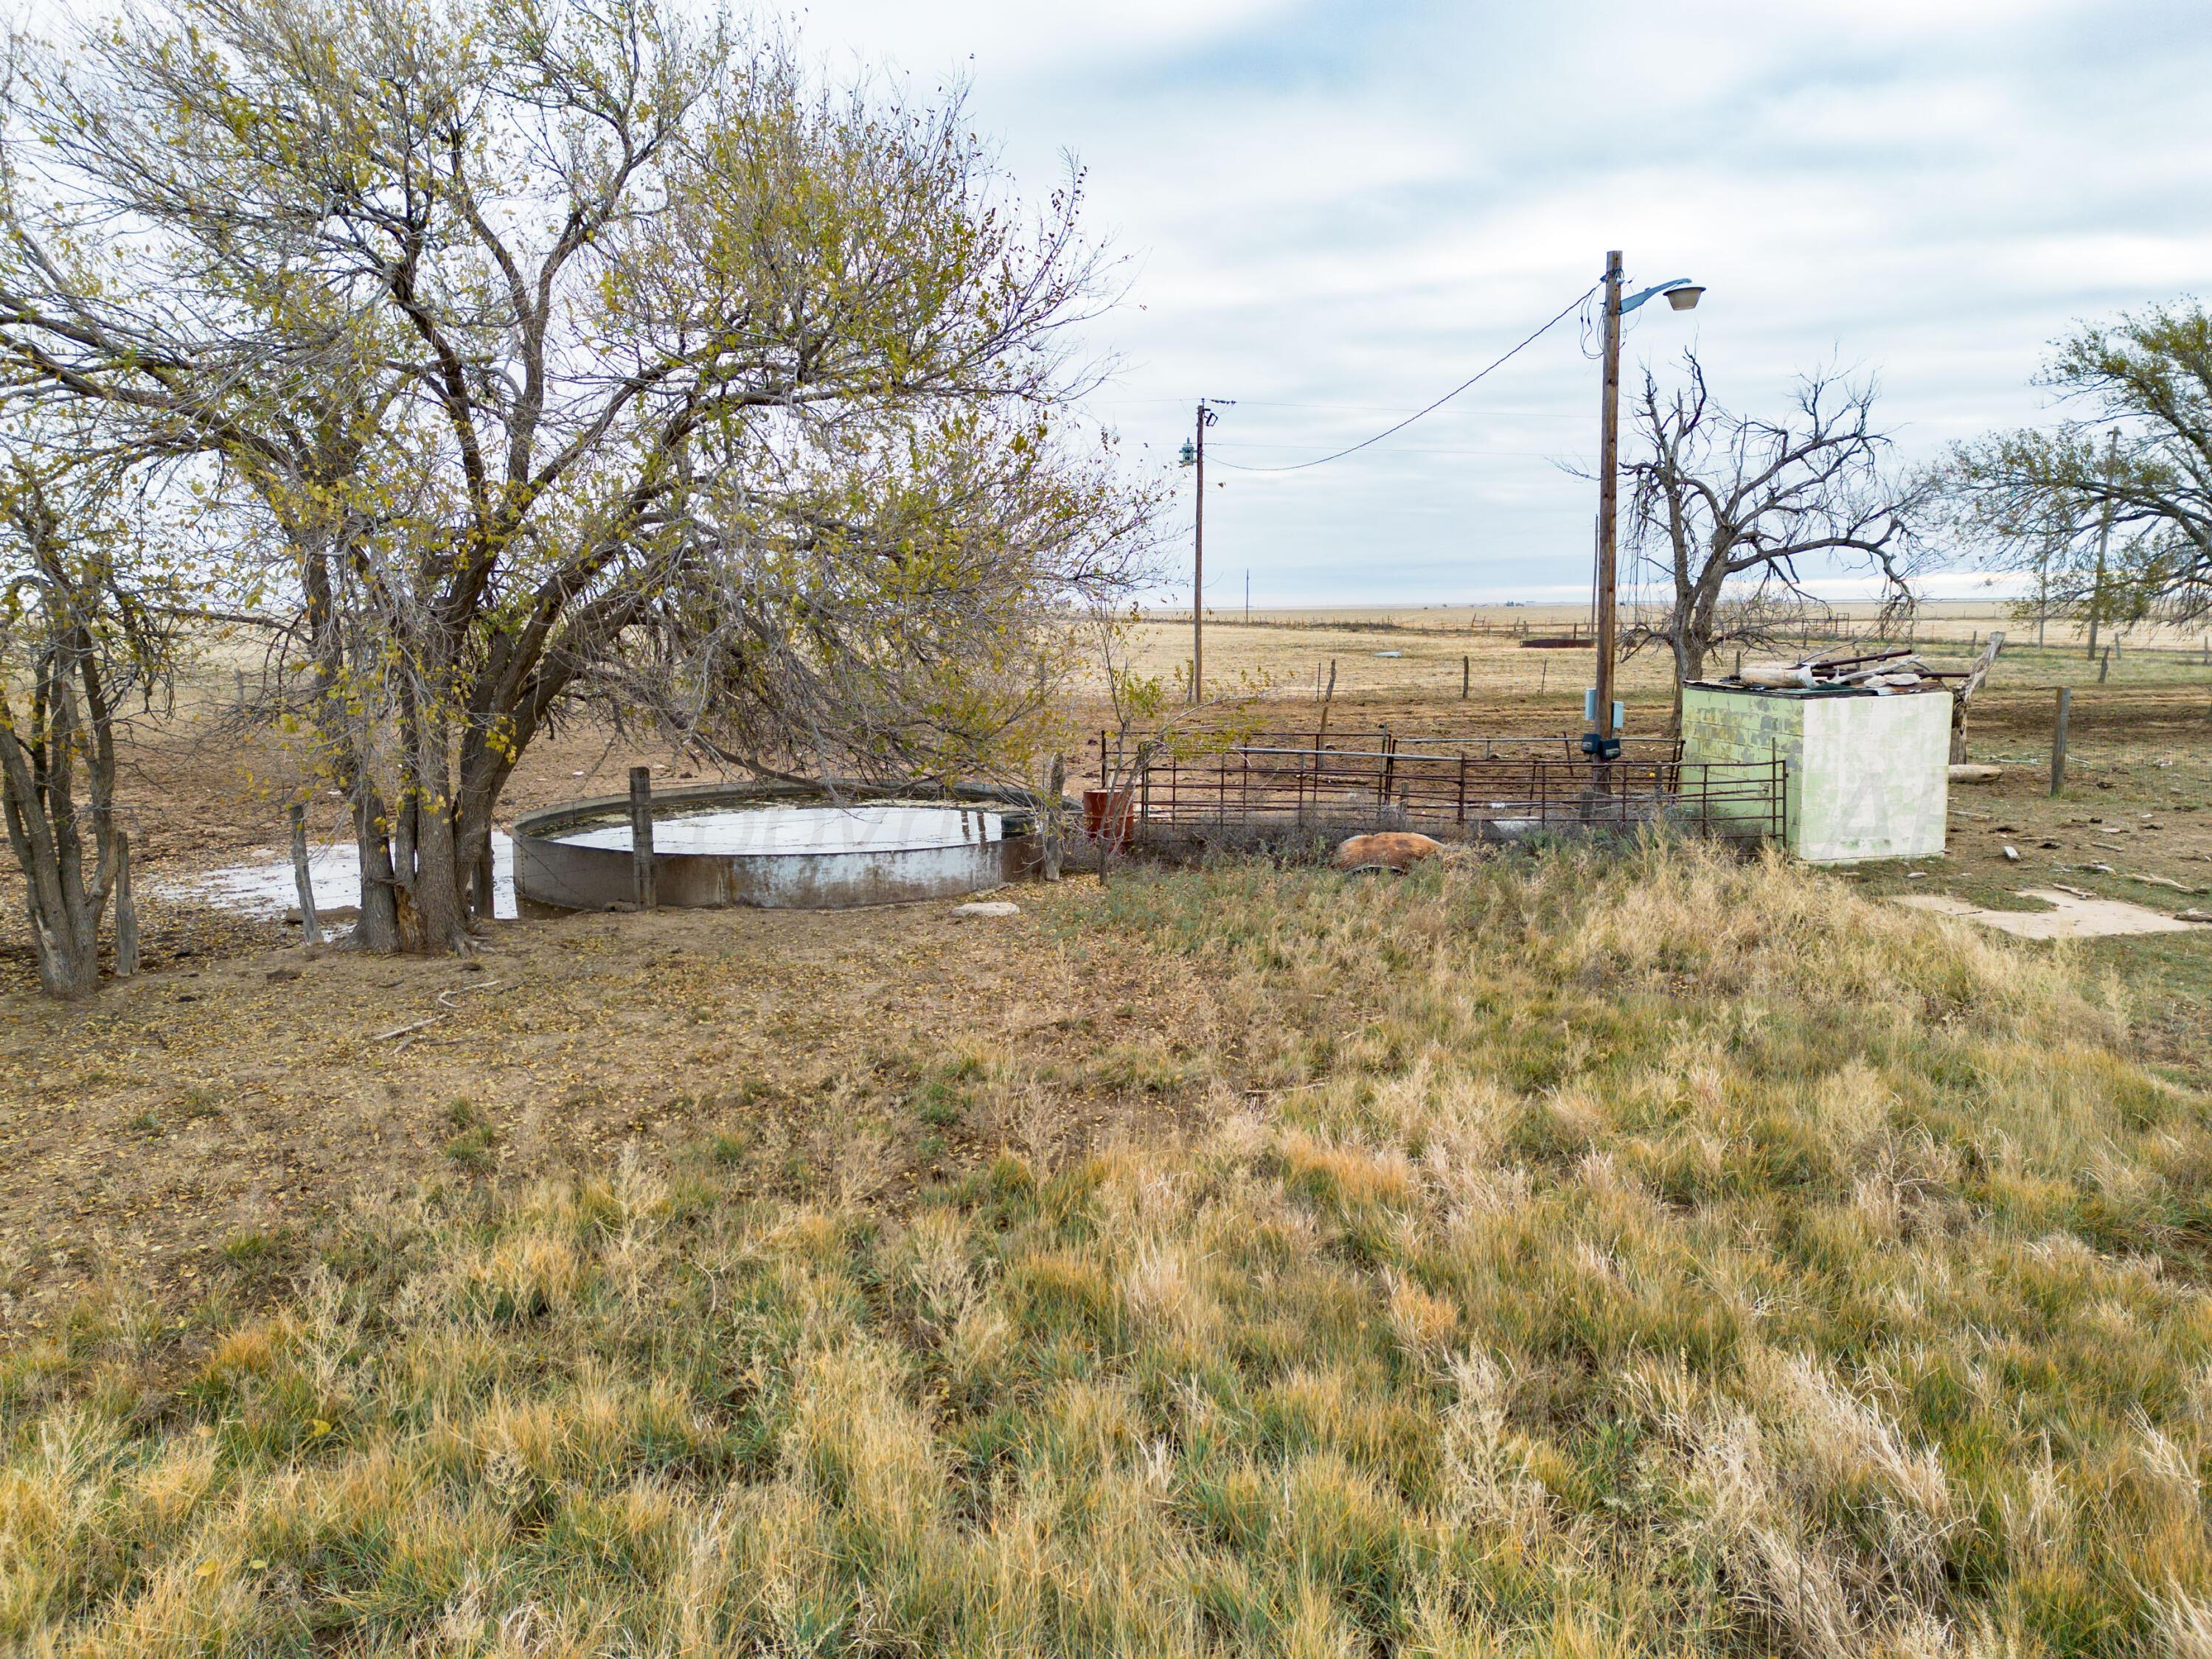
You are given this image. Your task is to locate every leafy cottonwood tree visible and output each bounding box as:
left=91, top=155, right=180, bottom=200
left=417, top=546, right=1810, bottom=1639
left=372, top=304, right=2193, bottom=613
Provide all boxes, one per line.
left=1947, top=300, right=2212, bottom=627
left=0, top=0, right=1151, bottom=953
left=0, top=448, right=181, bottom=997
left=1624, top=354, right=1928, bottom=726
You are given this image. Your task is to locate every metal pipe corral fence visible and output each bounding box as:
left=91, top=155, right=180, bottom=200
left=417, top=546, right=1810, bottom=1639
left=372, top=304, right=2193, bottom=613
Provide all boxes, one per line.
left=1096, top=731, right=1783, bottom=849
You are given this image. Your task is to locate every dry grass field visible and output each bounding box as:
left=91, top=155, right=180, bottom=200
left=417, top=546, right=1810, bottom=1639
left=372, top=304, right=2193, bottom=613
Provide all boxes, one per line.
left=4, top=621, right=2211, bottom=1655
left=9, top=847, right=2212, bottom=1655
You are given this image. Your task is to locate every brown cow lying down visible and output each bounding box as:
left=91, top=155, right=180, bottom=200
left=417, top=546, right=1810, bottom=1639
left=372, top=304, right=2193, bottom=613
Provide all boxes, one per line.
left=1332, top=832, right=1447, bottom=872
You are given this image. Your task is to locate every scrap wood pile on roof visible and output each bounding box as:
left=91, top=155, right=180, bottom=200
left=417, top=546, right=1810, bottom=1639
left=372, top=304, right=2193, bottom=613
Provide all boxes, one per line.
left=1720, top=646, right=1966, bottom=695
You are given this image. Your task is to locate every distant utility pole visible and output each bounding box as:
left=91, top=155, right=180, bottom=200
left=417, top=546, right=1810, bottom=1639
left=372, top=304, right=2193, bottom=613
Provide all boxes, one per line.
left=2086, top=430, right=2118, bottom=661
left=1245, top=568, right=1251, bottom=624
left=1180, top=399, right=1231, bottom=700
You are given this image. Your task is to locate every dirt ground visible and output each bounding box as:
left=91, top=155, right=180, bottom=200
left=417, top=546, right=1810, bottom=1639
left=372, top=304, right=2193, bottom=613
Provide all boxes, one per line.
left=0, top=879, right=1225, bottom=1340
left=4, top=622, right=2208, bottom=1340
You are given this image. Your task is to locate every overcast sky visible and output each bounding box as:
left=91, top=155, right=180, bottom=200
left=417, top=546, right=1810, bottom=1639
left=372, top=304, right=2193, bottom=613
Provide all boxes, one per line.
left=794, top=0, right=2212, bottom=607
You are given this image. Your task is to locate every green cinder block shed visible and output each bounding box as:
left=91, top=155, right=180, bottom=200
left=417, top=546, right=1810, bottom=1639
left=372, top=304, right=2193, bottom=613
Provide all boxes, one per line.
left=1679, top=683, right=1949, bottom=864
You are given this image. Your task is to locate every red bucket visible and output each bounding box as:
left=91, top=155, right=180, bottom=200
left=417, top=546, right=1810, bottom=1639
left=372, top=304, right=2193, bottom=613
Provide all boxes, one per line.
left=1082, top=787, right=1134, bottom=850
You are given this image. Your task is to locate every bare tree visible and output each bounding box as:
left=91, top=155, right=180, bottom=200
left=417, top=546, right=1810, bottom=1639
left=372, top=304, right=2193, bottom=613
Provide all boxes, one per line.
left=0, top=446, right=180, bottom=997
left=588, top=411, right=1152, bottom=788
left=1947, top=299, right=2212, bottom=627
left=1624, top=354, right=1929, bottom=726
left=0, top=0, right=1153, bottom=954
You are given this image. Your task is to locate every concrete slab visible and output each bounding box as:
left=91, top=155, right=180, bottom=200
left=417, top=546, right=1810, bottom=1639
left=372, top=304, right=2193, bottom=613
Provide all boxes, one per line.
left=1891, top=887, right=2208, bottom=939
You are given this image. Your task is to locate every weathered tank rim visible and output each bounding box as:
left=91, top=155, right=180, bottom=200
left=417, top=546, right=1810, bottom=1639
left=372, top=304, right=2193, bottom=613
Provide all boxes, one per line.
left=511, top=777, right=1044, bottom=850
left=509, top=778, right=1057, bottom=913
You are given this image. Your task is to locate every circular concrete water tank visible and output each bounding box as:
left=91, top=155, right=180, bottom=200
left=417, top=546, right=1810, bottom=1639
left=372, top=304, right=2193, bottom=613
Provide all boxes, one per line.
left=512, top=781, right=1041, bottom=912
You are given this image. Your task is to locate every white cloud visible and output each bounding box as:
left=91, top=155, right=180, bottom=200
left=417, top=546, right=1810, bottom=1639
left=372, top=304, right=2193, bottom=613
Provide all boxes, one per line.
left=790, top=0, right=1301, bottom=78
left=29, top=0, right=2196, bottom=604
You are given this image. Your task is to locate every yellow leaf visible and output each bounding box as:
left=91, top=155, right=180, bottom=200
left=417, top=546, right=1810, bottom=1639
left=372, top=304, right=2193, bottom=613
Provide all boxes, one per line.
left=195, top=1560, right=220, bottom=1580
left=248, top=1559, right=268, bottom=1571
left=310, top=1419, right=333, bottom=1437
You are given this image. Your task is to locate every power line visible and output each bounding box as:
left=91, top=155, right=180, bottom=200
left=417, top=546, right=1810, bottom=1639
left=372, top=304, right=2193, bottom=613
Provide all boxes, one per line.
left=1209, top=282, right=1601, bottom=474
left=1207, top=443, right=1568, bottom=459
left=1101, top=397, right=1586, bottom=417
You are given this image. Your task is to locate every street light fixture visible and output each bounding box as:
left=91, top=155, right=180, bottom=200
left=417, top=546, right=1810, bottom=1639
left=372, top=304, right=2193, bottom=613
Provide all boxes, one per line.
left=1587, top=253, right=1704, bottom=762
left=1619, top=276, right=1702, bottom=316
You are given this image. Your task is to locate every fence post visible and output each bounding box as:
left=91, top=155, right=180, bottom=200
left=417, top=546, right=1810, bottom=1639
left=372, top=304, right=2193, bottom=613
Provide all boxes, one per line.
left=1457, top=753, right=1467, bottom=826
left=114, top=830, right=139, bottom=975
left=2050, top=687, right=2070, bottom=796
left=629, top=766, right=657, bottom=909
left=1461, top=655, right=1470, bottom=700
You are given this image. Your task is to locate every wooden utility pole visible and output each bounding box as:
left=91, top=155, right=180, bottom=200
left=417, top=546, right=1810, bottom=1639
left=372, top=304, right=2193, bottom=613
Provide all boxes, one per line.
left=1189, top=401, right=1222, bottom=701
left=1193, top=402, right=1203, bottom=701
left=1593, top=249, right=1625, bottom=756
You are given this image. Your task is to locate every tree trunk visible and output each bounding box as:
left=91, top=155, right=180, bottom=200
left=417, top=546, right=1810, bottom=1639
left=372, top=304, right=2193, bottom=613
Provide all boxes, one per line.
left=1670, top=636, right=1704, bottom=736
left=1039, top=754, right=1065, bottom=881
left=471, top=831, right=496, bottom=922
left=0, top=716, right=102, bottom=999
left=29, top=906, right=100, bottom=998
left=408, top=806, right=468, bottom=953
left=355, top=787, right=403, bottom=951
left=403, top=714, right=470, bottom=954
left=455, top=745, right=515, bottom=927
